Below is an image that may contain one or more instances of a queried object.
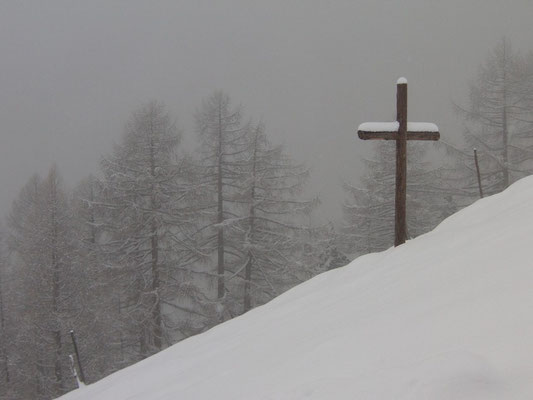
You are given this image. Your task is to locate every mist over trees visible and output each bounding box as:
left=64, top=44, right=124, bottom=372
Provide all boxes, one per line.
left=442, top=39, right=533, bottom=202
left=97, top=101, right=207, bottom=359
left=2, top=36, right=533, bottom=399
left=5, top=168, right=81, bottom=398
left=236, top=123, right=318, bottom=312
left=0, top=93, right=327, bottom=399
left=192, top=92, right=319, bottom=316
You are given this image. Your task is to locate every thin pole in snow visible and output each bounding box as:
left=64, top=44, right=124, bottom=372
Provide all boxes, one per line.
left=474, top=148, right=484, bottom=198
left=70, top=330, right=86, bottom=384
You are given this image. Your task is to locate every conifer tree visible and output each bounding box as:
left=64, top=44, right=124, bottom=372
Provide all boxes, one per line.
left=449, top=39, right=533, bottom=199
left=194, top=91, right=250, bottom=318
left=7, top=167, right=79, bottom=398
left=98, top=101, right=206, bottom=360
left=237, top=124, right=318, bottom=312
left=70, top=176, right=120, bottom=379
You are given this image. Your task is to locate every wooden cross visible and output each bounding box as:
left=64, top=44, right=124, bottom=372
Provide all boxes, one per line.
left=357, top=78, right=440, bottom=247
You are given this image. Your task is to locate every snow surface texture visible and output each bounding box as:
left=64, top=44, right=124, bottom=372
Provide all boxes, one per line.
left=358, top=122, right=438, bottom=132
left=407, top=122, right=439, bottom=132
left=62, top=177, right=533, bottom=399
left=397, top=77, right=408, bottom=84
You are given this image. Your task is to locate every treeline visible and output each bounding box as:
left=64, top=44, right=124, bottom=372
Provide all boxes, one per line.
left=0, top=92, right=341, bottom=399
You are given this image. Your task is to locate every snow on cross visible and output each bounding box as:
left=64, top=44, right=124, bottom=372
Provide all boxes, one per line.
left=357, top=122, right=439, bottom=134
left=357, top=78, right=440, bottom=247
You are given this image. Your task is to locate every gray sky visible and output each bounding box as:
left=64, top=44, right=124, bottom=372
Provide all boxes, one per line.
left=2, top=0, right=533, bottom=221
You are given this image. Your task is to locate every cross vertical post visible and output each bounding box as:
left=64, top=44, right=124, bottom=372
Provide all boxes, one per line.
left=395, top=81, right=407, bottom=246
left=357, top=78, right=440, bottom=248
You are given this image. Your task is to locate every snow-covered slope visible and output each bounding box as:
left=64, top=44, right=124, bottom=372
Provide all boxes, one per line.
left=61, top=177, right=533, bottom=399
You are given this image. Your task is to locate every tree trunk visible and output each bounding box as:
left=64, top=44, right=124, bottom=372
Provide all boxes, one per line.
left=502, top=104, right=510, bottom=189
left=501, top=41, right=510, bottom=190
left=53, top=330, right=63, bottom=394
left=88, top=182, right=97, bottom=245
left=244, top=131, right=258, bottom=313
left=0, top=280, right=9, bottom=384
left=36, top=357, right=45, bottom=397
left=139, top=329, right=147, bottom=359
left=150, top=227, right=161, bottom=351
left=149, top=131, right=162, bottom=352
left=243, top=255, right=253, bottom=313
left=217, top=106, right=225, bottom=301
left=50, top=177, right=64, bottom=394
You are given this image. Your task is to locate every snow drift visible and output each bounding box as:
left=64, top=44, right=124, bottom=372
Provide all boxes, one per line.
left=61, top=177, right=533, bottom=399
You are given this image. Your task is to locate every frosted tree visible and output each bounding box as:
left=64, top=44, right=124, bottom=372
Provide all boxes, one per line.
left=237, top=124, right=318, bottom=312
left=7, top=167, right=79, bottom=399
left=342, top=142, right=448, bottom=256
left=314, top=223, right=351, bottom=271
left=69, top=176, right=121, bottom=379
left=194, top=95, right=321, bottom=315
left=451, top=39, right=533, bottom=197
left=98, top=101, right=206, bottom=360
left=3, top=175, right=41, bottom=399
left=194, top=91, right=250, bottom=318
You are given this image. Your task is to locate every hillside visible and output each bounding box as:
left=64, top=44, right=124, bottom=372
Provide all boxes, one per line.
left=61, top=177, right=533, bottom=399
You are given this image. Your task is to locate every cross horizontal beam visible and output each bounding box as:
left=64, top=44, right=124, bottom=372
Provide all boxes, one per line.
left=358, top=131, right=440, bottom=141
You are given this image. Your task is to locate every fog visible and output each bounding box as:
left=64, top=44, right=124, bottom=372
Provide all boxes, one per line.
left=2, top=0, right=533, bottom=220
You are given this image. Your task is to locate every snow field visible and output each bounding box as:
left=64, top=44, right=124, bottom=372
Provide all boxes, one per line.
left=61, top=176, right=533, bottom=399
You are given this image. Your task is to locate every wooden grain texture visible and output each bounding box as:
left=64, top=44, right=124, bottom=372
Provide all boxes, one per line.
left=395, top=82, right=407, bottom=247
left=358, top=131, right=440, bottom=141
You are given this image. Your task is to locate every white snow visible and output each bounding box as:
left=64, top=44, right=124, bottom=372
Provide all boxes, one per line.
left=397, top=77, right=408, bottom=84
left=358, top=121, right=399, bottom=132
left=61, top=177, right=533, bottom=399
left=358, top=121, right=438, bottom=132
left=407, top=122, right=439, bottom=132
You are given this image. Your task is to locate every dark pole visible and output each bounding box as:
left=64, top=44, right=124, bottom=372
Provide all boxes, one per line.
left=395, top=80, right=408, bottom=246
left=474, top=148, right=484, bottom=199
left=69, top=330, right=86, bottom=384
